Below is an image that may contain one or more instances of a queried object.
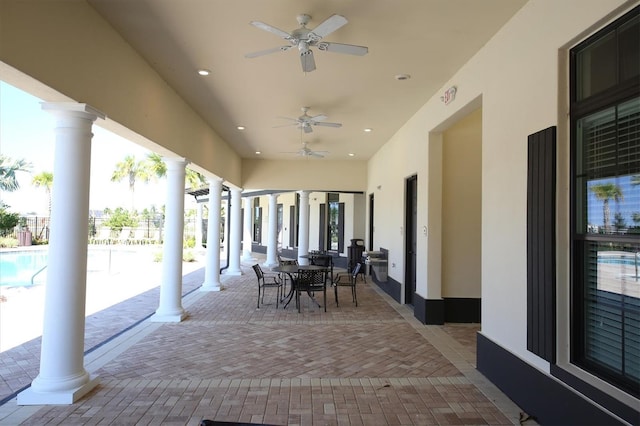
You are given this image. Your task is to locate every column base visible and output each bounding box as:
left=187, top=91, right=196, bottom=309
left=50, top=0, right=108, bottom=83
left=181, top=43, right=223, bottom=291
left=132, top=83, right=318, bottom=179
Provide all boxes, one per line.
left=200, top=283, right=222, bottom=292
left=224, top=268, right=243, bottom=276
left=17, top=374, right=99, bottom=405
left=263, top=260, right=278, bottom=269
left=150, top=311, right=188, bottom=323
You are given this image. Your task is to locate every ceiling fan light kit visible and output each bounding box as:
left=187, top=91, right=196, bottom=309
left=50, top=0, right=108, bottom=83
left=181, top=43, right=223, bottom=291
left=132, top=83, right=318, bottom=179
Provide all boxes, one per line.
left=282, top=141, right=329, bottom=158
left=245, top=13, right=368, bottom=73
left=275, top=106, right=342, bottom=134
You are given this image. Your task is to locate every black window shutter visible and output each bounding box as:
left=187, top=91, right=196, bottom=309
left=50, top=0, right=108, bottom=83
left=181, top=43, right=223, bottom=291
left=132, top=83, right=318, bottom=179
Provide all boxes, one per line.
left=289, top=205, right=296, bottom=248
left=319, top=204, right=326, bottom=251
left=338, top=203, right=345, bottom=253
left=527, top=126, right=557, bottom=363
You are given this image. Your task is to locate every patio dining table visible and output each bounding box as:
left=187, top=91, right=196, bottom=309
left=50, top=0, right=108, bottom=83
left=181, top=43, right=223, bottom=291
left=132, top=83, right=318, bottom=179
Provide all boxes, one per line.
left=272, top=264, right=328, bottom=309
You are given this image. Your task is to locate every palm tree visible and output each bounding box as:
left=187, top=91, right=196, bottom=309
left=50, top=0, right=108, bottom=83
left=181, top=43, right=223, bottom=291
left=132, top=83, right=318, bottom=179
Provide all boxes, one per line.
left=0, top=154, right=31, bottom=191
left=146, top=152, right=205, bottom=190
left=32, top=171, right=54, bottom=217
left=111, top=155, right=151, bottom=211
left=146, top=152, right=167, bottom=179
left=186, top=168, right=206, bottom=190
left=590, top=182, right=624, bottom=233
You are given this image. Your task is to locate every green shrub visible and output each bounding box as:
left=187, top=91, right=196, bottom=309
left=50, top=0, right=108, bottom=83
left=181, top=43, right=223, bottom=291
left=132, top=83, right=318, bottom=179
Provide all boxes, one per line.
left=183, top=236, right=195, bottom=249
left=0, top=206, right=19, bottom=237
left=182, top=250, right=196, bottom=262
left=152, top=250, right=197, bottom=263
left=0, top=237, right=18, bottom=248
left=102, top=207, right=138, bottom=231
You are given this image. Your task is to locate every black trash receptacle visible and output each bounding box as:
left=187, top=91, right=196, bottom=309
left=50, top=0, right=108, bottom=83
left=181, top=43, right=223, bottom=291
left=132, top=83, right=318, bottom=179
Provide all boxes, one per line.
left=347, top=239, right=365, bottom=273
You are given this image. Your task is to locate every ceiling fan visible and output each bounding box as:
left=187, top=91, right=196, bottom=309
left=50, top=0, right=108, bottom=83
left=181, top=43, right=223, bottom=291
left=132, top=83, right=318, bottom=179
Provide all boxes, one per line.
left=245, top=13, right=368, bottom=73
left=275, top=106, right=342, bottom=133
left=282, top=141, right=329, bottom=158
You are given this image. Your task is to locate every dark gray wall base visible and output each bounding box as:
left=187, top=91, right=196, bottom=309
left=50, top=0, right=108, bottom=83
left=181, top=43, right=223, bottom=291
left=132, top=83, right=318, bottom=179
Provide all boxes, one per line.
left=444, top=298, right=481, bottom=323
left=371, top=272, right=401, bottom=303
left=477, top=333, right=629, bottom=426
left=413, top=295, right=445, bottom=325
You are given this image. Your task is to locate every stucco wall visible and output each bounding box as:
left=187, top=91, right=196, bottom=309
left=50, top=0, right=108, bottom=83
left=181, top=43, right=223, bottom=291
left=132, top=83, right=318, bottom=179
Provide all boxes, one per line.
left=242, top=159, right=367, bottom=192
left=366, top=0, right=632, bottom=370
left=442, top=108, right=482, bottom=298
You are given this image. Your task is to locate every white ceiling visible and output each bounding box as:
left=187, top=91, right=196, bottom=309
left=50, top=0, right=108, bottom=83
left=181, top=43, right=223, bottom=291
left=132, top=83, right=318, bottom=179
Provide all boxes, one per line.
left=88, top=0, right=527, bottom=161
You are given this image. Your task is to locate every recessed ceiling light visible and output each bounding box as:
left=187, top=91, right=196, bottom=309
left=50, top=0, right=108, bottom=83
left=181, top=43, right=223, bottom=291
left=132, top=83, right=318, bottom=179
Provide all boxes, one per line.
left=198, top=69, right=211, bottom=76
left=236, top=126, right=246, bottom=130
left=255, top=151, right=261, bottom=155
left=348, top=153, right=355, bottom=157
left=394, top=73, right=411, bottom=81
left=364, top=128, right=373, bottom=132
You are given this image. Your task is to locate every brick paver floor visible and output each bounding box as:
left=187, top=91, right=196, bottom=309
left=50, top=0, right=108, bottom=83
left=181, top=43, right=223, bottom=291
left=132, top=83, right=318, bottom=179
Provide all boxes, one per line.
left=0, top=254, right=528, bottom=425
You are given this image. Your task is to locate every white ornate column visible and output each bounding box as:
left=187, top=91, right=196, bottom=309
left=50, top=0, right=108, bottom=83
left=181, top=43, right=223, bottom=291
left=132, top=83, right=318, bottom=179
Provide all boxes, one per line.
left=151, top=157, right=188, bottom=322
left=297, top=190, right=310, bottom=265
left=201, top=177, right=223, bottom=291
left=18, top=103, right=104, bottom=405
left=264, top=193, right=279, bottom=268
left=226, top=188, right=243, bottom=275
left=242, top=196, right=254, bottom=261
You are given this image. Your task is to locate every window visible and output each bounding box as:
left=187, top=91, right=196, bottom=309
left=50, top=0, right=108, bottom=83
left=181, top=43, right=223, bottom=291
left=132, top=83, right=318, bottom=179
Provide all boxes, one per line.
left=277, top=203, right=283, bottom=249
left=571, top=7, right=640, bottom=396
left=253, top=198, right=261, bottom=242
left=327, top=193, right=339, bottom=251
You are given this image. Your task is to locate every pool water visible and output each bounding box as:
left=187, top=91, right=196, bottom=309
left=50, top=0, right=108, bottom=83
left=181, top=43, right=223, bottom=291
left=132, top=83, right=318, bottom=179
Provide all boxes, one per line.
left=0, top=251, right=49, bottom=287
left=0, top=249, right=147, bottom=287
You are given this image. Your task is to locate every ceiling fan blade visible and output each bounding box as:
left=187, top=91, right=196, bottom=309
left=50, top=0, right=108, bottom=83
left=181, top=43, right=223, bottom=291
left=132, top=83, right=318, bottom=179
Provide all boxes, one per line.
left=309, top=114, right=328, bottom=122
left=318, top=42, right=368, bottom=56
left=272, top=123, right=299, bottom=128
left=309, top=14, right=348, bottom=39
left=308, top=152, right=325, bottom=158
left=300, top=50, right=316, bottom=72
left=249, top=21, right=292, bottom=40
left=314, top=122, right=342, bottom=128
left=275, top=116, right=300, bottom=122
left=245, top=45, right=291, bottom=58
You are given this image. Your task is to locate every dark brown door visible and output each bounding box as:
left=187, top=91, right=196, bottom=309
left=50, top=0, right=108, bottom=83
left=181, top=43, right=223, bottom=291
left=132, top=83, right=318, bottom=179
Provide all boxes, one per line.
left=405, top=175, right=417, bottom=305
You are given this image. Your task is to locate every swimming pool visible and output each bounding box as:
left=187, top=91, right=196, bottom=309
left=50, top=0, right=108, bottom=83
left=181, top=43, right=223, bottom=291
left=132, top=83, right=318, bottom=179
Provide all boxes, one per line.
left=0, top=250, right=49, bottom=287
left=0, top=248, right=153, bottom=287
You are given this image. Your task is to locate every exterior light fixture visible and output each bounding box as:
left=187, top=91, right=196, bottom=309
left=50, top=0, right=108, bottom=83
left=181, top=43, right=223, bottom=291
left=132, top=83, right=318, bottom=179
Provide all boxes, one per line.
left=198, top=69, right=211, bottom=76
left=364, top=128, right=373, bottom=133
left=236, top=126, right=246, bottom=130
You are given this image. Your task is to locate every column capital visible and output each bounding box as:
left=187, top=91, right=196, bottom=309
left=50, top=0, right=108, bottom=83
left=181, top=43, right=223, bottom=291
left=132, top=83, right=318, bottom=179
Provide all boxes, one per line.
left=297, top=190, right=310, bottom=198
left=163, top=157, right=189, bottom=168
left=41, top=102, right=106, bottom=121
left=207, top=177, right=224, bottom=186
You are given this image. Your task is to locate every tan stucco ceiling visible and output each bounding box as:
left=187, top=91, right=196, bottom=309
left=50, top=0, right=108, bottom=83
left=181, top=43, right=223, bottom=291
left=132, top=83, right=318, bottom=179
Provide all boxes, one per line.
left=88, top=0, right=527, bottom=161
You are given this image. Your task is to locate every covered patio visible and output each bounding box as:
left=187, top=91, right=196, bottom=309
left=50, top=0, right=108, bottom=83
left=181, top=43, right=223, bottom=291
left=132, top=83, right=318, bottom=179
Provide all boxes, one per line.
left=0, top=253, right=522, bottom=425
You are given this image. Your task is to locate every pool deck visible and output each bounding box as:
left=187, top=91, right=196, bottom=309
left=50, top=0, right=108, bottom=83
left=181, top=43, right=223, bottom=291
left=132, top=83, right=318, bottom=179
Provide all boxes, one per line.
left=0, top=252, right=530, bottom=425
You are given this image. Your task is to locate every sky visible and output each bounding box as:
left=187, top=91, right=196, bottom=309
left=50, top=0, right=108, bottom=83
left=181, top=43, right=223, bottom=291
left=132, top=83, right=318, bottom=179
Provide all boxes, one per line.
left=0, top=81, right=169, bottom=215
